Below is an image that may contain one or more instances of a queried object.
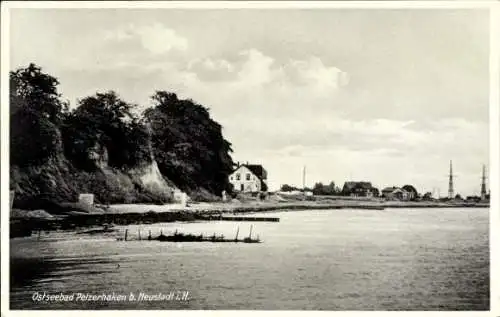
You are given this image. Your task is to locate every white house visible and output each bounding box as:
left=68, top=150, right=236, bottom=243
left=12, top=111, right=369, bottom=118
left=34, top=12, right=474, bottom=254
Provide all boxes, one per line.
left=229, top=164, right=268, bottom=193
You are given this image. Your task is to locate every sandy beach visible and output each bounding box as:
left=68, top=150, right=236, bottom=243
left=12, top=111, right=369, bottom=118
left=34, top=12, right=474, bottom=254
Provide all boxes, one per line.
left=104, top=197, right=489, bottom=215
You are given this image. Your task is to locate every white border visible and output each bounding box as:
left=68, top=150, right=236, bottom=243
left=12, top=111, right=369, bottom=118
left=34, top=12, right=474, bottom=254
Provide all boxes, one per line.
left=1, top=1, right=498, bottom=9
left=0, top=313, right=496, bottom=317
left=489, top=3, right=500, bottom=315
left=1, top=1, right=499, bottom=317
left=1, top=0, right=11, bottom=315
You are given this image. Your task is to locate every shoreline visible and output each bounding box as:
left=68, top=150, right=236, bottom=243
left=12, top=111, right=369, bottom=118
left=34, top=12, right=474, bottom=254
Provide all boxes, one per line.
left=10, top=200, right=489, bottom=237
left=103, top=199, right=489, bottom=214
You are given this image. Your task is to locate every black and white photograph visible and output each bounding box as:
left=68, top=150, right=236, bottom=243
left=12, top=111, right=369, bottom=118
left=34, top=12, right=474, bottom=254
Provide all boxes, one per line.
left=1, top=1, right=498, bottom=313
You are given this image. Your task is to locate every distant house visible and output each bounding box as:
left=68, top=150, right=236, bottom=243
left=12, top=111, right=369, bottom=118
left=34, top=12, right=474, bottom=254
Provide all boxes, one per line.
left=341, top=181, right=379, bottom=197
left=382, top=187, right=409, bottom=200
left=229, top=163, right=268, bottom=193
left=466, top=195, right=481, bottom=203
left=401, top=185, right=418, bottom=201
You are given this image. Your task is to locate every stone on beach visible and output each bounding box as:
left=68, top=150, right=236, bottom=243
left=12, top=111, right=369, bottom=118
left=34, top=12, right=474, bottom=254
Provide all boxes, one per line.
left=11, top=209, right=54, bottom=219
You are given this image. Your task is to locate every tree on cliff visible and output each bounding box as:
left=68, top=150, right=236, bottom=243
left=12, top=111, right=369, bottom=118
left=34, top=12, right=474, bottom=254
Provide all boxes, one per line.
left=10, top=63, right=68, bottom=123
left=62, top=91, right=151, bottom=170
left=10, top=64, right=236, bottom=203
left=10, top=64, right=68, bottom=166
left=144, top=91, right=234, bottom=196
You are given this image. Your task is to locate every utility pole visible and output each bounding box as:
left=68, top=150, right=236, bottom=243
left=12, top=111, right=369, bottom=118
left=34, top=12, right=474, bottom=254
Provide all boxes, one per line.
left=302, top=165, right=306, bottom=190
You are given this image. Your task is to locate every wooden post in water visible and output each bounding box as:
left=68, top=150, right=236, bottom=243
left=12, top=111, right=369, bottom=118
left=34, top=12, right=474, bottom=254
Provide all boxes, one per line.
left=124, top=229, right=128, bottom=241
left=235, top=226, right=240, bottom=241
left=249, top=225, right=253, bottom=239
left=148, top=230, right=152, bottom=240
left=138, top=229, right=141, bottom=241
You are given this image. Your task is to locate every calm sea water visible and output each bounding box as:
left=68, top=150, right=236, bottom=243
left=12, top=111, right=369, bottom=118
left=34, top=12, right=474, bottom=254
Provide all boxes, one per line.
left=10, top=208, right=489, bottom=310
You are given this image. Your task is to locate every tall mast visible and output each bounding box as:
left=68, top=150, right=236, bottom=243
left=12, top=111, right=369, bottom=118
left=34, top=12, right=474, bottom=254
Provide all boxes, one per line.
left=481, top=164, right=487, bottom=200
left=448, top=160, right=454, bottom=199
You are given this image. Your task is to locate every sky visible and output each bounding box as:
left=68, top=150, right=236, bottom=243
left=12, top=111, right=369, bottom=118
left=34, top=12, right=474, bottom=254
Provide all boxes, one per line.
left=9, top=8, right=490, bottom=196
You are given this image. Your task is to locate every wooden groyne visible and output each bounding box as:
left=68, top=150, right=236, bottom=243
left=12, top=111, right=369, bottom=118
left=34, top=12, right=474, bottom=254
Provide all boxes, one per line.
left=117, top=226, right=262, bottom=244
left=197, top=215, right=279, bottom=222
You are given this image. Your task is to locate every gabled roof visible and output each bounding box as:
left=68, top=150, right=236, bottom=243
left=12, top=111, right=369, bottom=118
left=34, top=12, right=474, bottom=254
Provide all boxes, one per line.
left=382, top=187, right=408, bottom=194
left=234, top=164, right=267, bottom=180
left=244, top=164, right=267, bottom=180
left=382, top=186, right=399, bottom=193
left=343, top=181, right=373, bottom=190
left=357, top=182, right=373, bottom=189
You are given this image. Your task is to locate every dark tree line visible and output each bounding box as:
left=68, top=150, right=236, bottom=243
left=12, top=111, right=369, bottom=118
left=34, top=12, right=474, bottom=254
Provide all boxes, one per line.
left=10, top=63, right=235, bottom=198
left=311, top=182, right=339, bottom=195
left=280, top=182, right=339, bottom=195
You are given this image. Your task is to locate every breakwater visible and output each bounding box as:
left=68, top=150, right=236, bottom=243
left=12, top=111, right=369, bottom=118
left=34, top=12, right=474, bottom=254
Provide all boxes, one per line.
left=116, top=228, right=262, bottom=243
left=197, top=215, right=279, bottom=222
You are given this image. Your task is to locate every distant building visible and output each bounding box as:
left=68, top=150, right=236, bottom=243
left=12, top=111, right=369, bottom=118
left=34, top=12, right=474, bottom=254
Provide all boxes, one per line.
left=341, top=181, right=379, bottom=197
left=401, top=185, right=418, bottom=201
left=381, top=186, right=397, bottom=198
left=382, top=187, right=410, bottom=200
left=229, top=163, right=268, bottom=193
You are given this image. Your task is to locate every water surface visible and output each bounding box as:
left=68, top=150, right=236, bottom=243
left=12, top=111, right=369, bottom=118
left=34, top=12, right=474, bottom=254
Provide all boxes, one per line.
left=10, top=208, right=489, bottom=310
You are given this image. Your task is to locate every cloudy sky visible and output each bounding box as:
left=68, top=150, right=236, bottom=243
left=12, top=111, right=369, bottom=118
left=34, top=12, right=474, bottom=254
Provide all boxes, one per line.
left=9, top=8, right=490, bottom=195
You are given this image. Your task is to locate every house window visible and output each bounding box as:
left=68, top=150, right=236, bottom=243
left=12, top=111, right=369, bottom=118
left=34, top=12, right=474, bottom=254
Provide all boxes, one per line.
left=240, top=184, right=244, bottom=191
left=246, top=173, right=251, bottom=181
left=230, top=176, right=233, bottom=181
left=236, top=173, right=240, bottom=180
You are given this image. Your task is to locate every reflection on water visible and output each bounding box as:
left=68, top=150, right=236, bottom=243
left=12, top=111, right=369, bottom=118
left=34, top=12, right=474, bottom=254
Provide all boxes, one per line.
left=10, top=208, right=489, bottom=310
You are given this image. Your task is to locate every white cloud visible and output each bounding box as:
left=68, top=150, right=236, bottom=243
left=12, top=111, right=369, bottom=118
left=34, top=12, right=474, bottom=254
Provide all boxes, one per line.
left=102, top=23, right=188, bottom=54
left=236, top=49, right=275, bottom=86
left=286, top=56, right=349, bottom=91
left=202, top=59, right=234, bottom=72
left=135, top=23, right=188, bottom=54
left=183, top=50, right=349, bottom=94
